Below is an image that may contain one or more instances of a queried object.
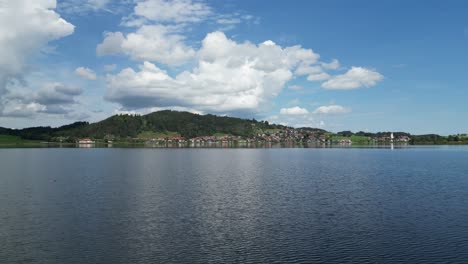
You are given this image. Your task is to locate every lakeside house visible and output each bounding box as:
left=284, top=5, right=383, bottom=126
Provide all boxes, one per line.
left=78, top=138, right=95, bottom=144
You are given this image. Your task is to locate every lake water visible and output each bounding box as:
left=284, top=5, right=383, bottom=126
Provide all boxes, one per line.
left=1, top=147, right=468, bottom=263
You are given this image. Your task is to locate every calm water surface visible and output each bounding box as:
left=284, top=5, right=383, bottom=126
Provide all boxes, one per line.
left=1, top=147, right=468, bottom=263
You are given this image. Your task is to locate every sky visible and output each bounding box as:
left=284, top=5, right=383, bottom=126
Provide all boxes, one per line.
left=0, top=0, right=467, bottom=135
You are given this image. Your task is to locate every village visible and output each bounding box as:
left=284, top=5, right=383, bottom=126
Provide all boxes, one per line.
left=78, top=129, right=412, bottom=146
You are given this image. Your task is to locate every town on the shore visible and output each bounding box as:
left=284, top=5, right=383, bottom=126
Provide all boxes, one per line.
left=79, top=129, right=414, bottom=146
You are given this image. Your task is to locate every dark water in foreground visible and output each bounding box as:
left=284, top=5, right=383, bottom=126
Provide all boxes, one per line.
left=1, top=147, right=468, bottom=263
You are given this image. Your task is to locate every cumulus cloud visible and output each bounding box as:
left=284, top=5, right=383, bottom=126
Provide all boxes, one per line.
left=313, top=105, right=351, bottom=114
left=280, top=106, right=309, bottom=115
left=96, top=32, right=124, bottom=55
left=0, top=0, right=74, bottom=114
left=99, top=0, right=266, bottom=66
left=101, top=28, right=379, bottom=115
left=322, top=67, right=383, bottom=90
left=295, top=65, right=322, bottom=75
left=106, top=32, right=324, bottom=112
left=295, top=64, right=330, bottom=81
left=97, top=25, right=196, bottom=66
left=75, top=67, right=97, bottom=80
left=307, top=72, right=330, bottom=81
left=1, top=82, right=82, bottom=118
left=104, top=32, right=325, bottom=113
left=35, top=82, right=82, bottom=105
left=1, top=102, right=46, bottom=118
left=321, top=59, right=340, bottom=70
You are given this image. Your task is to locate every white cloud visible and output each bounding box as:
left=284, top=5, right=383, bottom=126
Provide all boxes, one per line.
left=105, top=32, right=324, bottom=113
left=97, top=0, right=303, bottom=68
left=322, top=67, right=383, bottom=90
left=133, top=0, right=212, bottom=23
left=295, top=64, right=330, bottom=81
left=0, top=0, right=74, bottom=114
left=198, top=34, right=319, bottom=71
left=284, top=46, right=320, bottom=67
left=280, top=106, right=309, bottom=115
left=313, top=105, right=351, bottom=114
left=307, top=72, right=330, bottom=81
left=96, top=32, right=125, bottom=55
left=295, top=65, right=322, bottom=75
left=97, top=0, right=209, bottom=66
left=321, top=59, right=340, bottom=70
left=97, top=25, right=196, bottom=66
left=35, top=82, right=82, bottom=105
left=75, top=67, right=97, bottom=80
left=2, top=102, right=46, bottom=118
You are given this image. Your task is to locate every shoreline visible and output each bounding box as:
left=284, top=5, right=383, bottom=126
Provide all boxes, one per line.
left=1, top=142, right=467, bottom=149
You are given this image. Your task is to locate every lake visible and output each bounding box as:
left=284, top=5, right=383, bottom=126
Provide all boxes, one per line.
left=1, top=147, right=468, bottom=263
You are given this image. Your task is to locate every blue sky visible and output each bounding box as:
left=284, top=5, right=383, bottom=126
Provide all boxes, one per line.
left=0, top=0, right=467, bottom=135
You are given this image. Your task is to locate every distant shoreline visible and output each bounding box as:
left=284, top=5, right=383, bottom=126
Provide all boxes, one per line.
left=1, top=111, right=467, bottom=147
left=1, top=141, right=467, bottom=149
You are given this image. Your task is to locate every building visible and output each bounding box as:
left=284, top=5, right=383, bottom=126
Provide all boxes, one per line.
left=78, top=138, right=95, bottom=144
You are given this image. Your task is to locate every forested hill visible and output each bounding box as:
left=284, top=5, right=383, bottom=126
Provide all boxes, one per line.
left=0, top=110, right=286, bottom=142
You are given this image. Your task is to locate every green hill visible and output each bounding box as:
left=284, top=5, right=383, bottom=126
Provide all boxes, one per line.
left=0, top=110, right=286, bottom=142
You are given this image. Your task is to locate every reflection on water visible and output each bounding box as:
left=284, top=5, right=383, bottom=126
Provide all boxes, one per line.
left=1, top=147, right=468, bottom=263
left=142, top=141, right=409, bottom=149
left=1, top=141, right=411, bottom=149
left=77, top=143, right=95, bottom=148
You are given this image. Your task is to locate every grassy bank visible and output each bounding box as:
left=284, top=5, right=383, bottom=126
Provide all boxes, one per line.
left=0, top=135, right=42, bottom=146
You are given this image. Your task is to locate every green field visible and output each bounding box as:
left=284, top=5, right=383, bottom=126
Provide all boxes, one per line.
left=0, top=135, right=42, bottom=145
left=332, top=135, right=371, bottom=144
